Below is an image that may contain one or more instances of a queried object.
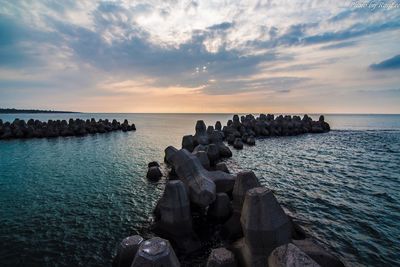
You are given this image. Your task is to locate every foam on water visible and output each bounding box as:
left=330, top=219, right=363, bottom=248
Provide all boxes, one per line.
left=0, top=114, right=399, bottom=266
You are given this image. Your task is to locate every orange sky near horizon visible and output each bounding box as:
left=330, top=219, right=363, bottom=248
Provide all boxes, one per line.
left=24, top=84, right=397, bottom=114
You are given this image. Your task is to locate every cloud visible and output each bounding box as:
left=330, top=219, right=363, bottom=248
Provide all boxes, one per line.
left=357, top=88, right=400, bottom=96
left=370, top=55, right=400, bottom=71
left=327, top=8, right=372, bottom=23
left=265, top=57, right=340, bottom=72
left=201, top=76, right=311, bottom=95
left=207, top=22, right=233, bottom=31
left=303, top=21, right=400, bottom=45
left=250, top=18, right=400, bottom=50
left=320, top=41, right=358, bottom=50
left=0, top=16, right=39, bottom=67
left=39, top=11, right=287, bottom=92
left=0, top=79, right=52, bottom=89
left=0, top=0, right=399, bottom=112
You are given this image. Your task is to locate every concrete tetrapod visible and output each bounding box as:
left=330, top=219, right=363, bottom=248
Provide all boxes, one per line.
left=268, top=243, right=321, bottom=267
left=215, top=121, right=222, bottom=131
left=131, top=237, right=180, bottom=267
left=215, top=162, right=230, bottom=173
left=194, top=150, right=211, bottom=170
left=241, top=187, right=292, bottom=253
left=169, top=148, right=217, bottom=207
left=147, top=166, right=162, bottom=181
left=208, top=130, right=232, bottom=158
left=221, top=114, right=330, bottom=145
left=293, top=239, right=345, bottom=267
left=208, top=171, right=236, bottom=193
left=206, top=143, right=220, bottom=165
left=148, top=161, right=160, bottom=168
left=193, top=144, right=207, bottom=153
left=113, top=235, right=144, bottom=267
left=218, top=144, right=233, bottom=158
left=232, top=171, right=261, bottom=212
left=222, top=171, right=260, bottom=240
left=234, top=187, right=292, bottom=266
left=164, top=146, right=178, bottom=164
left=153, top=180, right=201, bottom=253
left=0, top=118, right=136, bottom=139
left=155, top=180, right=192, bottom=233
left=194, top=120, right=209, bottom=145
left=207, top=193, right=232, bottom=222
left=206, top=247, right=237, bottom=267
left=182, top=135, right=195, bottom=152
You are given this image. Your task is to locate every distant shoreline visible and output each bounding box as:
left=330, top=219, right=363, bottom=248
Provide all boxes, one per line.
left=0, top=108, right=78, bottom=114
left=0, top=109, right=398, bottom=115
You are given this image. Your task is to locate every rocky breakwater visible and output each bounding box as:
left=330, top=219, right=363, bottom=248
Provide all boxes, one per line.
left=224, top=114, right=330, bottom=148
left=0, top=118, right=136, bottom=139
left=115, top=116, right=344, bottom=267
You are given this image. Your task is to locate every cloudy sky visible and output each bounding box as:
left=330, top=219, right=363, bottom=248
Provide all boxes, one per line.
left=0, top=0, right=399, bottom=113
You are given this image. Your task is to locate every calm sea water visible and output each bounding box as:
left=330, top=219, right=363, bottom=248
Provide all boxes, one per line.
left=0, top=114, right=399, bottom=266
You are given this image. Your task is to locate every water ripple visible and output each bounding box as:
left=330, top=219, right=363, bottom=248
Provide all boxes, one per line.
left=224, top=130, right=400, bottom=266
left=0, top=114, right=399, bottom=266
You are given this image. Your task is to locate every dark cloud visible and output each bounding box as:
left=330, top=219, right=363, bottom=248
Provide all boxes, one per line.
left=356, top=88, right=400, bottom=96
left=304, top=21, right=400, bottom=45
left=202, top=76, right=310, bottom=95
left=207, top=22, right=233, bottom=31
left=277, top=23, right=312, bottom=45
left=269, top=26, right=278, bottom=38
left=45, top=0, right=81, bottom=14
left=328, top=9, right=354, bottom=22
left=185, top=1, right=198, bottom=12
left=0, top=79, right=52, bottom=89
left=0, top=16, right=23, bottom=46
left=328, top=7, right=380, bottom=23
left=370, top=55, right=400, bottom=70
left=251, top=19, right=400, bottom=49
left=320, top=41, right=358, bottom=50
left=0, top=15, right=55, bottom=67
left=327, top=8, right=372, bottom=23
left=265, top=57, right=340, bottom=72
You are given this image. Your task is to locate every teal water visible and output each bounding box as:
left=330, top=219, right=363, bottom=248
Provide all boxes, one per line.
left=0, top=114, right=399, bottom=266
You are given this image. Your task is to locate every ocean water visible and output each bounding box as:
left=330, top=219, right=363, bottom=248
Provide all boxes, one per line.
left=0, top=114, right=399, bottom=266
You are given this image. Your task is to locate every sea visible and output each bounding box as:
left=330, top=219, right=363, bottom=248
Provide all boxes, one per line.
left=0, top=114, right=399, bottom=266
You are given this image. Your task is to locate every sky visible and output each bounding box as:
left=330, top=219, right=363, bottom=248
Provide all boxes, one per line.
left=0, top=0, right=399, bottom=113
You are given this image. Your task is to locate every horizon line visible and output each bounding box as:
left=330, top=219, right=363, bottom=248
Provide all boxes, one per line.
left=2, top=111, right=400, bottom=115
